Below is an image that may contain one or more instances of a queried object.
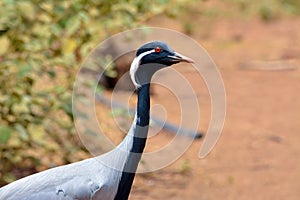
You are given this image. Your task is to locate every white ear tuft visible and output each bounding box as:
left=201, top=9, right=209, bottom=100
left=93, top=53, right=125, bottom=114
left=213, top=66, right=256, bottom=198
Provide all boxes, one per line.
left=130, top=49, right=155, bottom=88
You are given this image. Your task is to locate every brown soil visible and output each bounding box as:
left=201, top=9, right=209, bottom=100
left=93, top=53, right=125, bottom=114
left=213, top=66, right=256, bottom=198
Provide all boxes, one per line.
left=120, top=8, right=300, bottom=200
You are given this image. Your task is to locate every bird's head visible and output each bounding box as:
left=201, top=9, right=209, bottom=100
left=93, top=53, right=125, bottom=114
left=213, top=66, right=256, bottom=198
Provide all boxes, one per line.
left=130, top=41, right=194, bottom=88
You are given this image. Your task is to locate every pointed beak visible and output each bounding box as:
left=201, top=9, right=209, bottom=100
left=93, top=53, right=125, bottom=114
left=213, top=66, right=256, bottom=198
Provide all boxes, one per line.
left=168, top=52, right=194, bottom=63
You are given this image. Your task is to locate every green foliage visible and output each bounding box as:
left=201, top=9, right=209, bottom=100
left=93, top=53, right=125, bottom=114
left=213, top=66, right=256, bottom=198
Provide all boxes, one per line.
left=253, top=0, right=300, bottom=21
left=0, top=0, right=189, bottom=186
left=281, top=0, right=300, bottom=15
left=259, top=4, right=278, bottom=21
left=0, top=126, right=13, bottom=144
left=178, top=159, right=191, bottom=175
left=202, top=0, right=300, bottom=21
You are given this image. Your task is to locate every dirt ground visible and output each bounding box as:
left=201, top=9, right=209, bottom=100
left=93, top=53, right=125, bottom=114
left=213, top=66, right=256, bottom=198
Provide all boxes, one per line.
left=114, top=7, right=300, bottom=200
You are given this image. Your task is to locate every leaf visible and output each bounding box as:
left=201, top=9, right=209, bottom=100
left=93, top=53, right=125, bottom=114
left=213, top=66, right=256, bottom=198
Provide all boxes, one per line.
left=3, top=173, right=16, bottom=183
left=28, top=124, right=45, bottom=145
left=0, top=125, right=13, bottom=143
left=47, top=70, right=56, bottom=78
left=104, top=67, right=117, bottom=78
left=38, top=13, right=51, bottom=23
left=18, top=64, right=32, bottom=78
left=39, top=2, right=53, bottom=13
left=17, top=1, right=35, bottom=20
left=12, top=100, right=30, bottom=114
left=62, top=38, right=77, bottom=55
left=66, top=16, right=81, bottom=36
left=0, top=36, right=10, bottom=55
left=77, top=111, right=88, bottom=120
left=15, top=123, right=29, bottom=141
left=85, top=129, right=98, bottom=136
left=62, top=102, right=73, bottom=119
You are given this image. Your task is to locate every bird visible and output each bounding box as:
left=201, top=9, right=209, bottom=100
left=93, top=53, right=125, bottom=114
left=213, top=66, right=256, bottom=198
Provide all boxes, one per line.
left=0, top=41, right=194, bottom=200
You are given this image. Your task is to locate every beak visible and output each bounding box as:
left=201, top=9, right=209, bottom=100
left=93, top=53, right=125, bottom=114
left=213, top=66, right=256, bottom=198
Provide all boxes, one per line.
left=168, top=52, right=194, bottom=63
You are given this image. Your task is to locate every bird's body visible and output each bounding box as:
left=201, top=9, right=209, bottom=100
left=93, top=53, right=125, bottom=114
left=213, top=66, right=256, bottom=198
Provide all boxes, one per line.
left=0, top=41, right=193, bottom=200
left=0, top=114, right=147, bottom=200
left=0, top=157, right=120, bottom=199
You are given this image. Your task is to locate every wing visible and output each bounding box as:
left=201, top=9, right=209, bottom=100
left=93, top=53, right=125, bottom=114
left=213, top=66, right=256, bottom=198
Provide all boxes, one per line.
left=25, top=177, right=101, bottom=200
left=1, top=177, right=101, bottom=200
left=0, top=158, right=120, bottom=200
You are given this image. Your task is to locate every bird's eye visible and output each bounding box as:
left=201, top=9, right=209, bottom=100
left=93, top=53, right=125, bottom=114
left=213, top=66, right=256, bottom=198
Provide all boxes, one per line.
left=155, top=47, right=161, bottom=53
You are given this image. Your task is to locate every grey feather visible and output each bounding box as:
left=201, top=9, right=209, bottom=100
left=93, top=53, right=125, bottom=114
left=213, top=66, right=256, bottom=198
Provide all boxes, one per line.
left=0, top=123, right=137, bottom=200
left=0, top=158, right=121, bottom=200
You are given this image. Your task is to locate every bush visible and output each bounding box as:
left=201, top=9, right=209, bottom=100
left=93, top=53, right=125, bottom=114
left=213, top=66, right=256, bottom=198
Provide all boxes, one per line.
left=0, top=0, right=189, bottom=186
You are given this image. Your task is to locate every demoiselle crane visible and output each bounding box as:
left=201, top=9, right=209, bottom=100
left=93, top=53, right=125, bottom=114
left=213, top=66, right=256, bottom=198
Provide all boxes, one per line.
left=0, top=41, right=194, bottom=200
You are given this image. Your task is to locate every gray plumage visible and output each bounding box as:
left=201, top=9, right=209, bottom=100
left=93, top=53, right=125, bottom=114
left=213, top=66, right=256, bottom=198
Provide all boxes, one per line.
left=0, top=122, right=136, bottom=200
left=0, top=116, right=142, bottom=200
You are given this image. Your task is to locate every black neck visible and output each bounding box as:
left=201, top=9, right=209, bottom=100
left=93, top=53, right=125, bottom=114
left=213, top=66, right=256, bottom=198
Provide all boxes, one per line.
left=136, top=83, right=150, bottom=127
left=114, top=84, right=150, bottom=200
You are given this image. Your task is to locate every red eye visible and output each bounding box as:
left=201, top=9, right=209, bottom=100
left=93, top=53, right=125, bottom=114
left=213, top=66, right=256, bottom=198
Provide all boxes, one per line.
left=155, top=47, right=161, bottom=53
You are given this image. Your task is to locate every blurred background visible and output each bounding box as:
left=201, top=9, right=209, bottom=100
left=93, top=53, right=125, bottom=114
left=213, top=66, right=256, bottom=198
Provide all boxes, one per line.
left=0, top=0, right=299, bottom=199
